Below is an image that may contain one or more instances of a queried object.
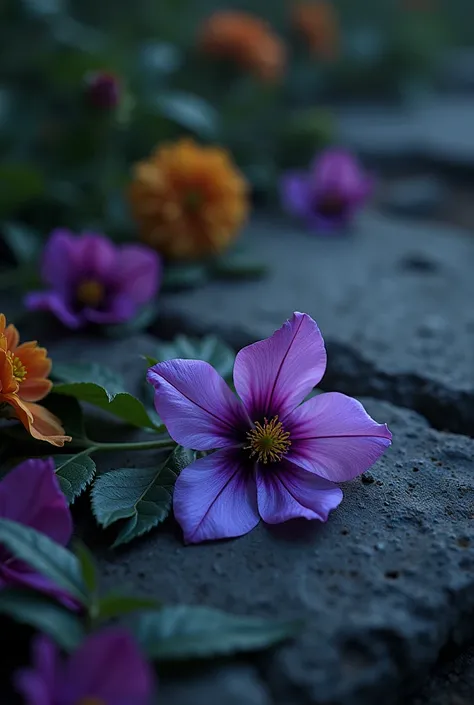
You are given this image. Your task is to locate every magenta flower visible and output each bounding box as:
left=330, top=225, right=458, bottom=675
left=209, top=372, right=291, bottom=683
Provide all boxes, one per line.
left=85, top=70, right=121, bottom=110
left=0, top=458, right=73, bottom=603
left=147, top=312, right=392, bottom=544
left=15, top=628, right=154, bottom=705
left=281, top=148, right=374, bottom=231
left=25, top=230, right=161, bottom=329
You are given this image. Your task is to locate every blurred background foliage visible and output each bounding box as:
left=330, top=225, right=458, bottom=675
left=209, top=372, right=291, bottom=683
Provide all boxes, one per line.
left=0, top=0, right=473, bottom=266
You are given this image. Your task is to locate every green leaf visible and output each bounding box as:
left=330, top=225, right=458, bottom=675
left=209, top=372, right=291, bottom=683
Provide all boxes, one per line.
left=74, top=542, right=97, bottom=594
left=2, top=222, right=41, bottom=265
left=153, top=92, right=219, bottom=139
left=54, top=453, right=96, bottom=504
left=211, top=254, right=268, bottom=281
left=155, top=335, right=235, bottom=382
left=97, top=594, right=160, bottom=622
left=161, top=263, right=209, bottom=291
left=0, top=589, right=85, bottom=651
left=132, top=606, right=301, bottom=661
left=91, top=446, right=195, bottom=547
left=0, top=519, right=88, bottom=604
left=0, top=163, right=45, bottom=216
left=52, top=363, right=159, bottom=430
left=43, top=394, right=88, bottom=441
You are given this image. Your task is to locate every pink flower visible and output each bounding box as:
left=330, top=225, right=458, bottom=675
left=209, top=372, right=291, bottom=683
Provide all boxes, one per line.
left=281, top=148, right=373, bottom=231
left=85, top=71, right=121, bottom=110
left=147, top=313, right=392, bottom=544
left=0, top=458, right=73, bottom=604
left=15, top=628, right=154, bottom=705
left=25, top=230, right=161, bottom=329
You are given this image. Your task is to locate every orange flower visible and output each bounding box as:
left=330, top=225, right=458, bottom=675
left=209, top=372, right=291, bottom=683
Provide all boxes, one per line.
left=0, top=315, right=71, bottom=447
left=198, top=11, right=286, bottom=83
left=128, top=139, right=249, bottom=260
left=291, top=1, right=339, bottom=61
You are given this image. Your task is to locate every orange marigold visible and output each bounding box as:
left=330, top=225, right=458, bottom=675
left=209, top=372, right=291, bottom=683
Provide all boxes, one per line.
left=128, top=139, right=249, bottom=260
left=198, top=10, right=286, bottom=83
left=0, top=314, right=71, bottom=447
left=291, top=1, right=339, bottom=61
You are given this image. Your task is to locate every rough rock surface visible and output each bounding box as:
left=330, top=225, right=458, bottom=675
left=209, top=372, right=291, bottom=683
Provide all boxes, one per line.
left=336, top=99, right=474, bottom=173
left=91, top=391, right=474, bottom=705
left=155, top=212, right=474, bottom=436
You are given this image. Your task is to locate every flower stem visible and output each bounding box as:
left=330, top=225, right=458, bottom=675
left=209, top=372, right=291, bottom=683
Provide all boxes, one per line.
left=77, top=438, right=176, bottom=453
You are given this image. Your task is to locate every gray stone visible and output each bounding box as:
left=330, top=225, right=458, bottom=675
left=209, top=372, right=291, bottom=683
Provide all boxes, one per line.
left=156, top=212, right=474, bottom=435
left=414, top=645, right=474, bottom=705
left=158, top=665, right=271, bottom=705
left=380, top=176, right=446, bottom=219
left=336, top=98, right=474, bottom=172
left=438, top=48, right=474, bottom=93
left=95, top=400, right=474, bottom=705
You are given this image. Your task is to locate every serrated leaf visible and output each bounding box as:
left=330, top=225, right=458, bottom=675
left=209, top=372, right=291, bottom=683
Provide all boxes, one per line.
left=154, top=335, right=235, bottom=382
left=74, top=542, right=97, bottom=594
left=43, top=394, right=88, bottom=441
left=52, top=363, right=159, bottom=430
left=161, top=263, right=209, bottom=291
left=54, top=453, right=96, bottom=504
left=132, top=606, right=301, bottom=661
left=91, top=446, right=195, bottom=547
left=153, top=92, right=219, bottom=139
left=97, top=594, right=160, bottom=622
left=0, top=519, right=88, bottom=604
left=0, top=589, right=85, bottom=651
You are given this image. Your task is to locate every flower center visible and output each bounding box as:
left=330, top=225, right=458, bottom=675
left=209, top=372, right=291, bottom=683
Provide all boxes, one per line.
left=7, top=352, right=27, bottom=383
left=184, top=190, right=202, bottom=211
left=77, top=698, right=104, bottom=705
left=316, top=192, right=345, bottom=217
left=76, top=279, right=104, bottom=308
left=245, top=416, right=291, bottom=464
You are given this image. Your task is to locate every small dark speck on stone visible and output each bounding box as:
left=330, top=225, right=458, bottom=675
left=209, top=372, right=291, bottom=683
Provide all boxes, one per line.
left=398, top=253, right=440, bottom=273
left=413, top=467, right=420, bottom=472
left=385, top=570, right=400, bottom=580
left=341, top=528, right=350, bottom=536
left=361, top=472, right=376, bottom=484
left=457, top=537, right=471, bottom=549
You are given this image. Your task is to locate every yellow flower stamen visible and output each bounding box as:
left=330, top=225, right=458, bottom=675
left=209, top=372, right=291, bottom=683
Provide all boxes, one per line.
left=77, top=698, right=105, bottom=705
left=76, top=279, right=104, bottom=308
left=245, top=416, right=291, bottom=464
left=7, top=352, right=27, bottom=383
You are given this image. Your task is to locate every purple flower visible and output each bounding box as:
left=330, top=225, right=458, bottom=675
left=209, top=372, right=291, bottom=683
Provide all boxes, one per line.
left=15, top=628, right=154, bottom=705
left=281, top=148, right=374, bottom=231
left=147, top=312, right=392, bottom=544
left=25, top=230, right=161, bottom=329
left=85, top=71, right=121, bottom=110
left=0, top=458, right=74, bottom=603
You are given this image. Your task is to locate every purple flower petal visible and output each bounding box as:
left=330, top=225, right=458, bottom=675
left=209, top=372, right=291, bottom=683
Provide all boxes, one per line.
left=233, top=312, right=327, bottom=420
left=14, top=635, right=59, bottom=705
left=0, top=458, right=72, bottom=544
left=1, top=563, right=79, bottom=608
left=311, top=148, right=373, bottom=204
left=83, top=294, right=136, bottom=325
left=257, top=460, right=343, bottom=523
left=40, top=229, right=79, bottom=295
left=174, top=449, right=259, bottom=544
left=147, top=360, right=247, bottom=450
left=287, top=392, right=392, bottom=481
left=24, top=291, right=83, bottom=329
left=75, top=232, right=117, bottom=281
left=61, top=628, right=153, bottom=704
left=111, top=245, right=161, bottom=305
left=280, top=172, right=312, bottom=218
